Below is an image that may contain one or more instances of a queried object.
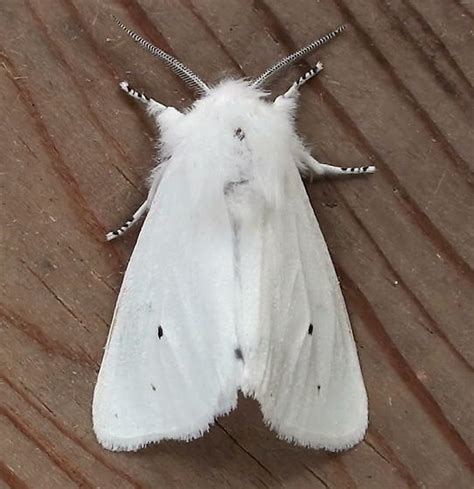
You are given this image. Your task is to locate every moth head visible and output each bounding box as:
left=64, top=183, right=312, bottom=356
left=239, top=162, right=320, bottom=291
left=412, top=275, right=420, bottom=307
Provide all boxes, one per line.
left=201, top=79, right=267, bottom=105
left=114, top=17, right=345, bottom=95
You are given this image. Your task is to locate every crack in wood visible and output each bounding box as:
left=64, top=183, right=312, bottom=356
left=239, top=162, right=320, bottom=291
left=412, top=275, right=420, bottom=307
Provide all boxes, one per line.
left=215, top=421, right=281, bottom=484
left=303, top=464, right=331, bottom=488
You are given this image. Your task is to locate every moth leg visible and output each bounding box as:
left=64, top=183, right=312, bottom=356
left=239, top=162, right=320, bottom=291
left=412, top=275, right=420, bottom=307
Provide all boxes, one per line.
left=120, top=81, right=167, bottom=116
left=274, top=61, right=324, bottom=107
left=299, top=151, right=376, bottom=178
left=106, top=201, right=148, bottom=241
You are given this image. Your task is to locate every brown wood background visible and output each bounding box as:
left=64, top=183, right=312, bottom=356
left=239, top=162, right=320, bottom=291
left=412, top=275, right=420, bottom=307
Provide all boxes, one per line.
left=1, top=0, right=473, bottom=487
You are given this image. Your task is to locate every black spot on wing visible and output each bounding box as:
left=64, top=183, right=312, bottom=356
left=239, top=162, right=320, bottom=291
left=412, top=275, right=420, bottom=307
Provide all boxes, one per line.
left=308, top=323, right=314, bottom=335
left=234, top=348, right=244, bottom=361
left=151, top=383, right=157, bottom=391
left=317, top=385, right=321, bottom=393
left=157, top=325, right=163, bottom=339
left=234, top=127, right=245, bottom=140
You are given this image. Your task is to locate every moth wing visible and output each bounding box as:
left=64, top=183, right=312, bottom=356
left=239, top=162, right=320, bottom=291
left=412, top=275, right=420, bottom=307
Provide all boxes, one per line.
left=93, top=161, right=239, bottom=451
left=247, top=170, right=368, bottom=451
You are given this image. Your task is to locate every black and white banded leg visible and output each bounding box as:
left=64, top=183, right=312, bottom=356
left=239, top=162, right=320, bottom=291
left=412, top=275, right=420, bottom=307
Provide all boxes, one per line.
left=299, top=151, right=376, bottom=178
left=275, top=61, right=324, bottom=106
left=106, top=201, right=148, bottom=241
left=293, top=61, right=325, bottom=91
left=120, top=81, right=167, bottom=115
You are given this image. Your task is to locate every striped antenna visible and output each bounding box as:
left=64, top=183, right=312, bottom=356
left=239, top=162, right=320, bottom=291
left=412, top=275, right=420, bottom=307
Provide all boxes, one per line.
left=113, top=16, right=209, bottom=94
left=252, top=25, right=346, bottom=88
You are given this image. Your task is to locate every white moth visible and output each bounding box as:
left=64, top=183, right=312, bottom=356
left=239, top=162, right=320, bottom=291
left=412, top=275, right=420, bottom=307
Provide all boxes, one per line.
left=93, top=18, right=374, bottom=452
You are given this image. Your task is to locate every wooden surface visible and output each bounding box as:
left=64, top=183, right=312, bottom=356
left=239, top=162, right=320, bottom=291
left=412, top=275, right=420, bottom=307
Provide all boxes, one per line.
left=1, top=0, right=473, bottom=487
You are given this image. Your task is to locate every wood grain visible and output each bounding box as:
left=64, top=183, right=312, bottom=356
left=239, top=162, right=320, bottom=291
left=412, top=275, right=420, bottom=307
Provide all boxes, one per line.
left=1, top=0, right=473, bottom=487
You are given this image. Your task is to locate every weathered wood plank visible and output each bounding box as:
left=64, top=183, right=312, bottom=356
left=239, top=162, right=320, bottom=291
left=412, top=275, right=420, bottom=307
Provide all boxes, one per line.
left=1, top=0, right=473, bottom=487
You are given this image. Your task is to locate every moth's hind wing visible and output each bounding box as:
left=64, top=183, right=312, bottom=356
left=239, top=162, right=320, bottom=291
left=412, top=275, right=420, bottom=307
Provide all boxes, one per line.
left=250, top=171, right=368, bottom=451
left=93, top=163, right=239, bottom=451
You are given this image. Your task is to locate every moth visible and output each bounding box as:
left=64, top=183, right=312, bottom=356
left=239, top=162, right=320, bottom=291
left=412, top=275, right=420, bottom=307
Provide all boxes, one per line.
left=93, top=17, right=374, bottom=452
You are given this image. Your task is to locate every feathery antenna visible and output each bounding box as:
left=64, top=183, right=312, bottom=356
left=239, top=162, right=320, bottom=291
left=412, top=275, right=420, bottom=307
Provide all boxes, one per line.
left=252, top=25, right=346, bottom=88
left=113, top=16, right=209, bottom=94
